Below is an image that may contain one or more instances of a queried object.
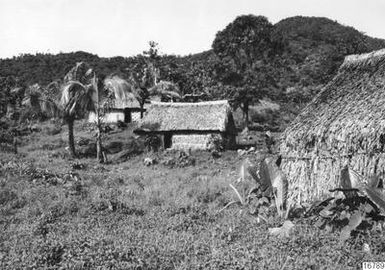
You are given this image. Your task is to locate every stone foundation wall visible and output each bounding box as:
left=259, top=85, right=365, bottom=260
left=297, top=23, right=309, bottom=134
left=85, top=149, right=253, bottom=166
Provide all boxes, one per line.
left=172, top=134, right=218, bottom=150
left=88, top=112, right=125, bottom=123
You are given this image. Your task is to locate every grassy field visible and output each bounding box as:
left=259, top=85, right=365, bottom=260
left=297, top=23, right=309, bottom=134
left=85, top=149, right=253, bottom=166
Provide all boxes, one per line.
left=1, top=121, right=384, bottom=269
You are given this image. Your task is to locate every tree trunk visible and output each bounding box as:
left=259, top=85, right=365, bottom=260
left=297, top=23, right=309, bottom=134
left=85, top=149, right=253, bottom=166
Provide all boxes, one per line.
left=96, top=111, right=104, bottom=163
left=243, top=99, right=249, bottom=128
left=96, top=130, right=103, bottom=163
left=140, top=102, right=144, bottom=118
left=67, top=118, right=76, bottom=157
left=94, top=74, right=105, bottom=164
left=13, top=137, right=17, bottom=154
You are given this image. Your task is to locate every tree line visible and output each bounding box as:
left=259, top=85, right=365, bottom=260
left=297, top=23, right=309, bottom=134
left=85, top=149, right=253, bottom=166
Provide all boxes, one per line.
left=1, top=15, right=385, bottom=123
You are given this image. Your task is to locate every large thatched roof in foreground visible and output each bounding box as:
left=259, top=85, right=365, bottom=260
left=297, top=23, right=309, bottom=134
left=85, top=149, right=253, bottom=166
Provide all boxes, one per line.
left=280, top=48, right=385, bottom=204
left=281, top=48, right=385, bottom=158
left=136, top=100, right=236, bottom=133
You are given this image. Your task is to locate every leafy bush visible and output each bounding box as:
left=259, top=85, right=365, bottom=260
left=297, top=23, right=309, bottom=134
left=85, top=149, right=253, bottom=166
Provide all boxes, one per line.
left=207, top=134, right=224, bottom=151
left=40, top=139, right=66, bottom=151
left=308, top=195, right=385, bottom=241
left=161, top=150, right=196, bottom=168
left=43, top=125, right=62, bottom=136
left=0, top=189, right=18, bottom=205
left=144, top=134, right=161, bottom=152
left=250, top=107, right=281, bottom=131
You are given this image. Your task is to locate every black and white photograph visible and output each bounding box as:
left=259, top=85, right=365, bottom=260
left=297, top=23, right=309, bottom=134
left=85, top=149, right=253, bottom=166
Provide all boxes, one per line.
left=1, top=0, right=385, bottom=269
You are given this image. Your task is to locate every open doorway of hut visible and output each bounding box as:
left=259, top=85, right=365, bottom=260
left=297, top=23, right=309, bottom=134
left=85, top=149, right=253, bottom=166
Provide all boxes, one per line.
left=164, top=133, right=172, bottom=149
left=124, top=108, right=131, bottom=123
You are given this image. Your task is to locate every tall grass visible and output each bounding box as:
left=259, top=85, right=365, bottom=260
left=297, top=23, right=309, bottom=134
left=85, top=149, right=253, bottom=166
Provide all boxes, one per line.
left=1, top=123, right=384, bottom=269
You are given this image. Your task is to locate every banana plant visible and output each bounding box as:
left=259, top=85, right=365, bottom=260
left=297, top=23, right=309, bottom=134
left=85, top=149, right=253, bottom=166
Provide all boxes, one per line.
left=257, top=156, right=289, bottom=218
left=313, top=166, right=385, bottom=241
left=218, top=159, right=260, bottom=213
left=338, top=166, right=385, bottom=214
left=219, top=156, right=289, bottom=219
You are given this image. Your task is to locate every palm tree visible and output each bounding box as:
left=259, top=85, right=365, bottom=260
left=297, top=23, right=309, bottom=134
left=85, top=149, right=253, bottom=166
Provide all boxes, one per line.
left=22, top=62, right=96, bottom=159
left=59, top=62, right=97, bottom=158
left=22, top=84, right=61, bottom=121
left=23, top=62, right=136, bottom=161
left=62, top=64, right=135, bottom=161
left=61, top=80, right=96, bottom=158
left=6, top=86, right=25, bottom=120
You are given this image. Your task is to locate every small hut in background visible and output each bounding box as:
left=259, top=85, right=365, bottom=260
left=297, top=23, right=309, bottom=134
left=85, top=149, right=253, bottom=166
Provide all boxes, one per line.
left=88, top=75, right=146, bottom=124
left=88, top=93, right=145, bottom=123
left=135, top=100, right=236, bottom=150
left=279, top=48, right=385, bottom=205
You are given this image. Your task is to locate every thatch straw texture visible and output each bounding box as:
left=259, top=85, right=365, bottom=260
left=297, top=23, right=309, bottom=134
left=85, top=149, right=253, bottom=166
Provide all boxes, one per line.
left=114, top=93, right=140, bottom=109
left=88, top=111, right=125, bottom=123
left=279, top=48, right=385, bottom=205
left=137, top=100, right=236, bottom=133
left=104, top=75, right=141, bottom=109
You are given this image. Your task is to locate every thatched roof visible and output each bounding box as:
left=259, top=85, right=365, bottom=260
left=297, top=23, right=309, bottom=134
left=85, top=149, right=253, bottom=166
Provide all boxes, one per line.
left=279, top=48, right=385, bottom=204
left=281, top=48, right=385, bottom=159
left=136, top=100, right=235, bottom=133
left=103, top=75, right=141, bottom=108
left=113, top=93, right=141, bottom=108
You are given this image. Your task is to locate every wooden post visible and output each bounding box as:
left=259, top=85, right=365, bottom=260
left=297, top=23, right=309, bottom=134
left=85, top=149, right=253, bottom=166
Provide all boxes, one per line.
left=13, top=136, right=17, bottom=154
left=94, top=73, right=105, bottom=163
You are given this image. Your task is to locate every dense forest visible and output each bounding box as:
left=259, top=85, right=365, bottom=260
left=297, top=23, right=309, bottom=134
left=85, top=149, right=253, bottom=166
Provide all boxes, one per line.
left=1, top=15, right=385, bottom=127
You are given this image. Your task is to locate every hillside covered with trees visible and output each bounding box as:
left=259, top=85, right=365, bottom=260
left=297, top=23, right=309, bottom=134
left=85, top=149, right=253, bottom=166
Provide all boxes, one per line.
left=1, top=15, right=385, bottom=128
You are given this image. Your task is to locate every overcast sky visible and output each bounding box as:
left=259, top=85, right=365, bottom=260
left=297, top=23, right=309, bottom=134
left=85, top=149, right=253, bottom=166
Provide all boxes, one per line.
left=0, top=0, right=384, bottom=59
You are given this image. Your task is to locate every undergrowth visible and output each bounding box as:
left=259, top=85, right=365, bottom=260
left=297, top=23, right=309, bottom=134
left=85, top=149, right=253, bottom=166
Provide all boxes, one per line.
left=0, top=122, right=384, bottom=269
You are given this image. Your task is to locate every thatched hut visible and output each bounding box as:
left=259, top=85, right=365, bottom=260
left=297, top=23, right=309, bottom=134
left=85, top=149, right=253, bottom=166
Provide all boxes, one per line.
left=135, top=100, right=236, bottom=150
left=279, top=49, right=385, bottom=205
left=88, top=74, right=146, bottom=124
left=88, top=94, right=145, bottom=124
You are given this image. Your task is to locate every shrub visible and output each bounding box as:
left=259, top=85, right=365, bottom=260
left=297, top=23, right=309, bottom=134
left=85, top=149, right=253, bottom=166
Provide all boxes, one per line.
left=0, top=188, right=16, bottom=202
left=44, top=125, right=62, bottom=136
left=40, top=139, right=66, bottom=151
left=207, top=134, right=224, bottom=151
left=250, top=107, right=280, bottom=125
left=161, top=151, right=196, bottom=168
left=144, top=134, right=161, bottom=152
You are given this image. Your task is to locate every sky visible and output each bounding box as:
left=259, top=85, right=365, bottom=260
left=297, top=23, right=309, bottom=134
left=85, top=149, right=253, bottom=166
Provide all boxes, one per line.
left=0, top=0, right=384, bottom=59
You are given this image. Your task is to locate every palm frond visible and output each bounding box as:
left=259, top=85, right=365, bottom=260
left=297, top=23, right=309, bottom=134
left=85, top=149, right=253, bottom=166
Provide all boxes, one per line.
left=61, top=81, right=95, bottom=118
left=45, top=80, right=62, bottom=100
left=340, top=166, right=364, bottom=198
left=61, top=81, right=85, bottom=106
left=23, top=84, right=41, bottom=108
left=22, top=83, right=60, bottom=118
left=64, top=62, right=93, bottom=85
left=229, top=183, right=245, bottom=205
left=40, top=98, right=61, bottom=118
left=260, top=157, right=288, bottom=217
left=104, top=75, right=136, bottom=102
left=10, top=87, right=24, bottom=96
left=339, top=167, right=385, bottom=213
left=363, top=187, right=385, bottom=213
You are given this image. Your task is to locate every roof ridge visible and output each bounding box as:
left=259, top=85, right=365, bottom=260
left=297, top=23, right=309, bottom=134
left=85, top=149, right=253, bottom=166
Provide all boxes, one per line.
left=150, top=100, right=230, bottom=107
left=341, top=48, right=385, bottom=69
